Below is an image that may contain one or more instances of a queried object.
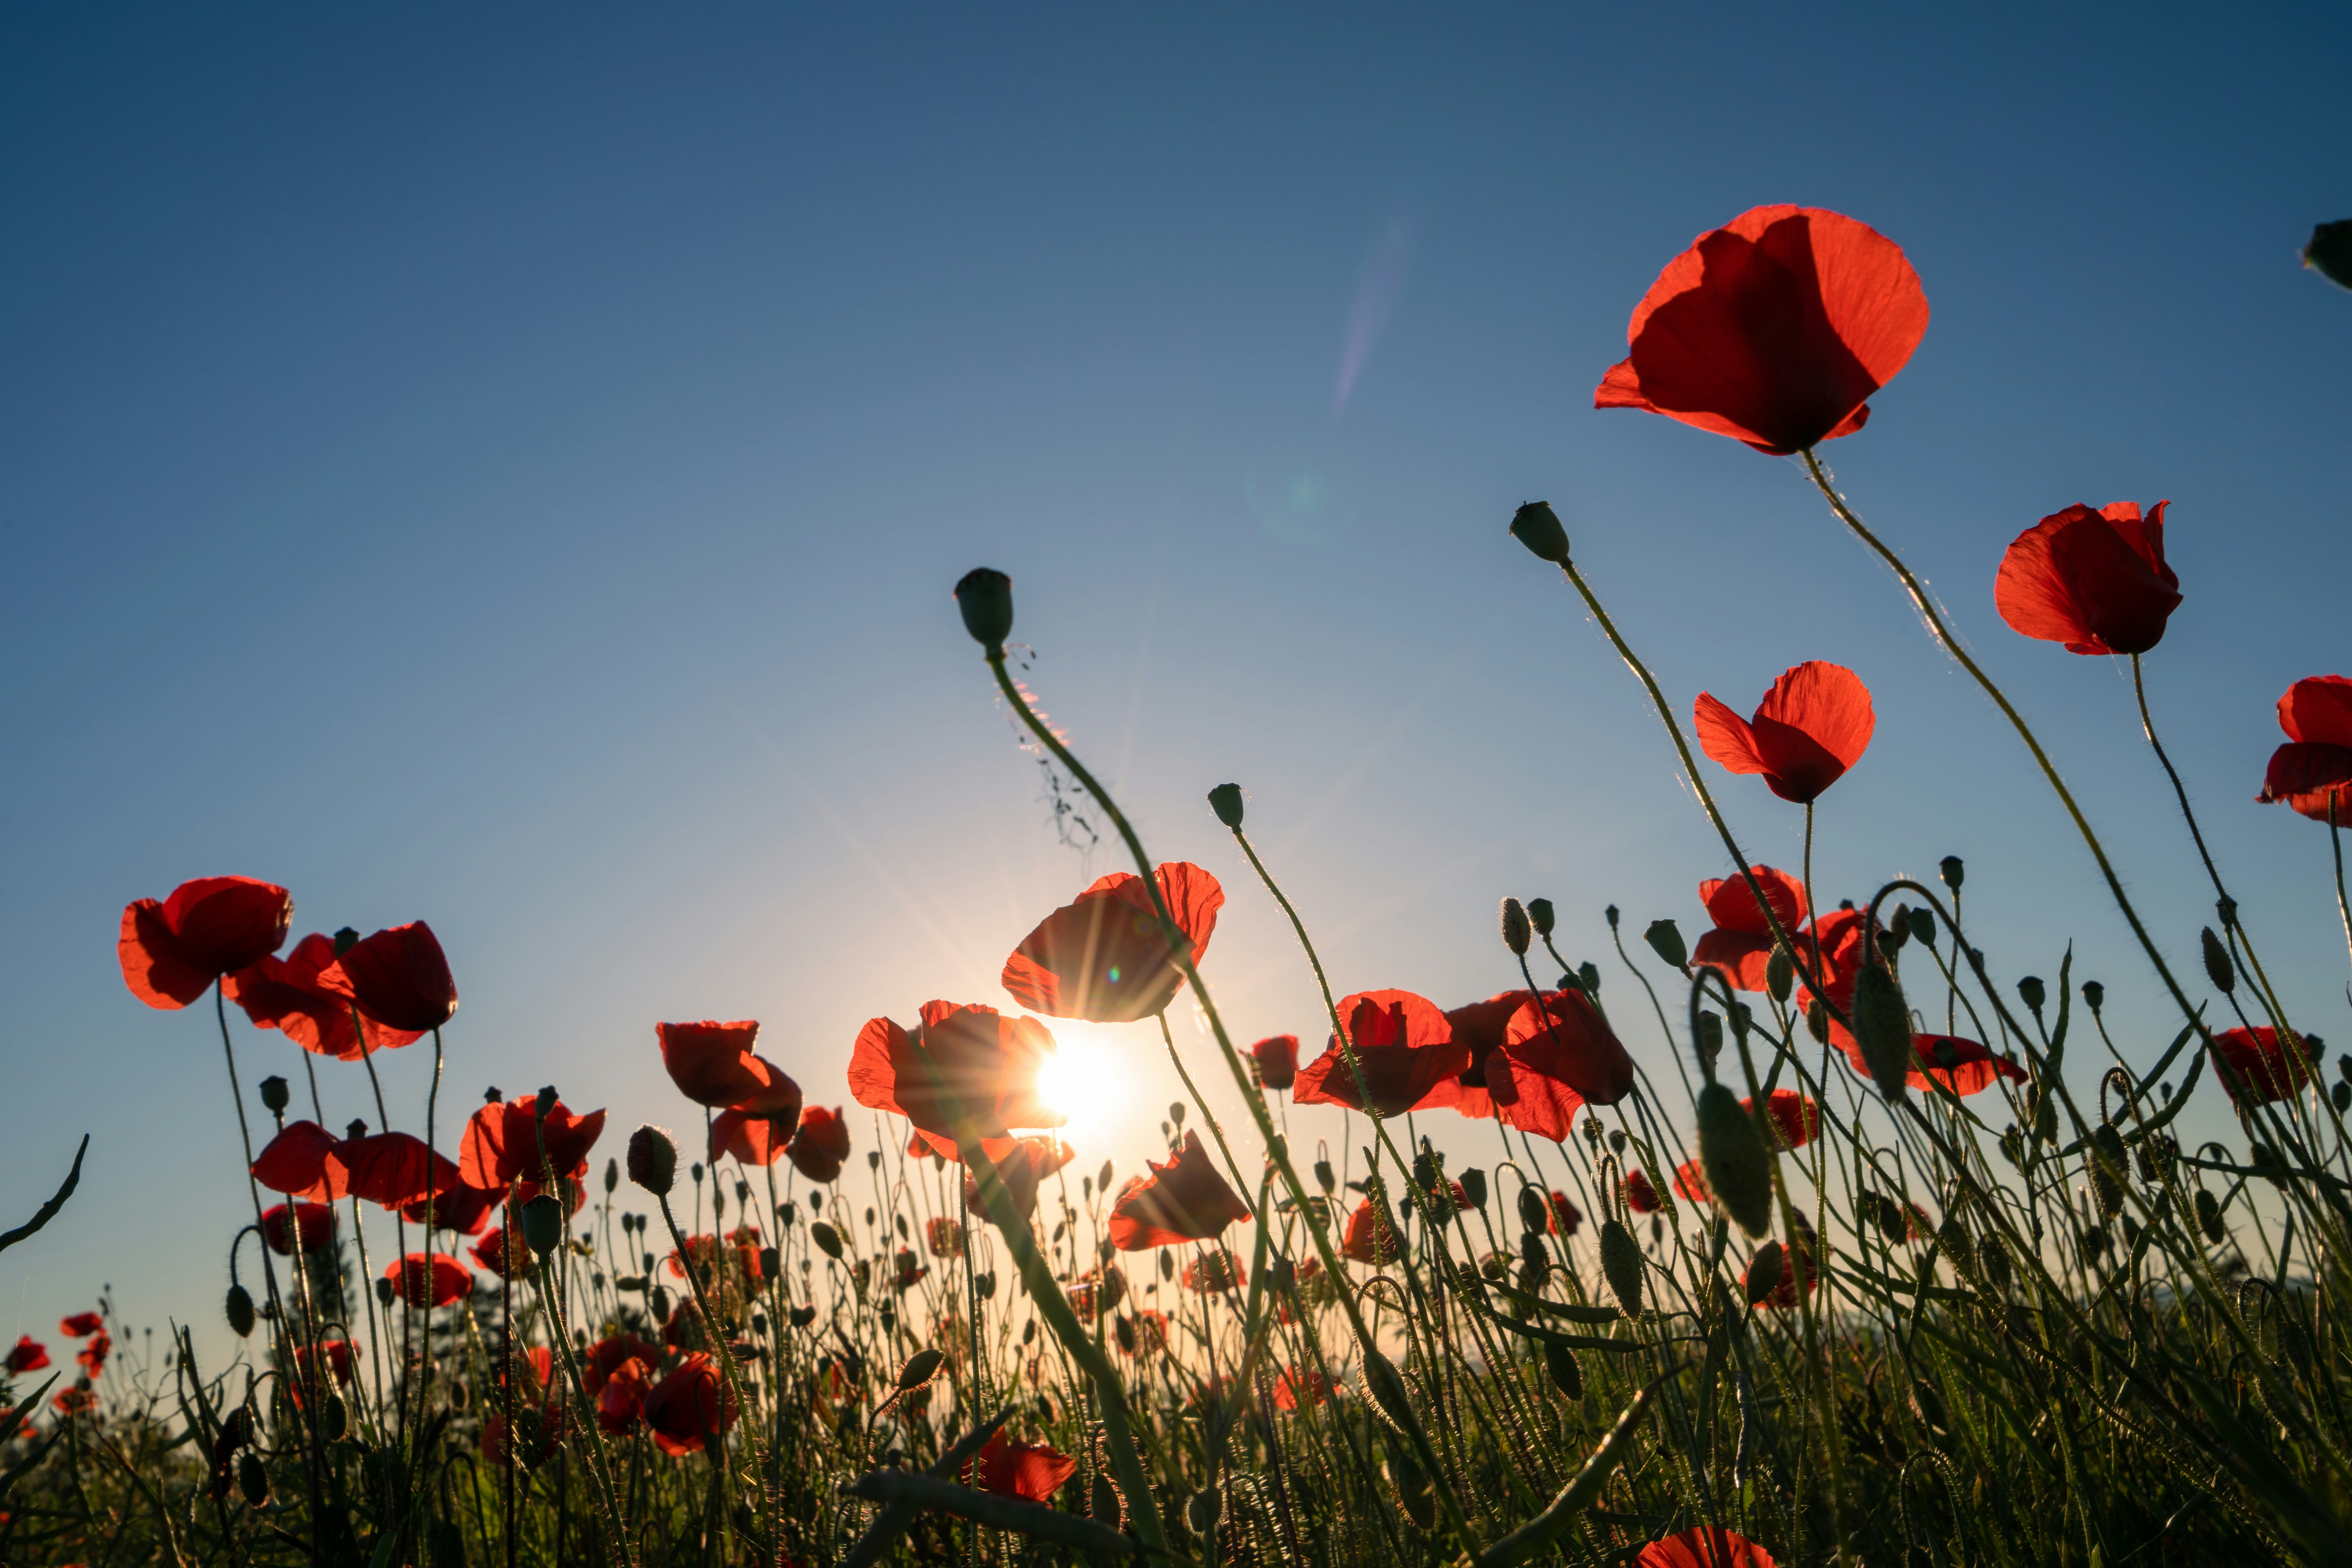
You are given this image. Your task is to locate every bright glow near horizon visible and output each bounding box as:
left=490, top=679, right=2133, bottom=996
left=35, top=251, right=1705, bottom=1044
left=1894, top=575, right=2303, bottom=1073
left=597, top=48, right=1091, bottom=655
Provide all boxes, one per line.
left=1031, top=1020, right=1135, bottom=1147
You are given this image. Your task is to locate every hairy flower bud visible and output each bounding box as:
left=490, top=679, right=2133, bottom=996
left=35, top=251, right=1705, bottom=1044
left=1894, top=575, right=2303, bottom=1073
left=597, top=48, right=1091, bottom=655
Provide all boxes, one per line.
left=1542, top=1340, right=1583, bottom=1401
left=1508, top=501, right=1571, bottom=565
left=1499, top=898, right=1532, bottom=956
left=2200, top=927, right=2235, bottom=994
left=1643, top=918, right=1686, bottom=970
left=1206, top=783, right=1245, bottom=829
left=626, top=1125, right=677, bottom=1197
left=520, top=1194, right=564, bottom=1256
left=1697, top=1083, right=1774, bottom=1237
left=1517, top=1185, right=1549, bottom=1234
left=897, top=1348, right=945, bottom=1390
left=1457, top=1168, right=1487, bottom=1210
left=1849, top=963, right=1915, bottom=1103
left=2194, top=1187, right=2225, bottom=1244
left=1906, top=907, right=1936, bottom=947
left=1598, top=1219, right=1644, bottom=1318
left=1765, top=948, right=1793, bottom=1004
left=1938, top=855, right=1964, bottom=891
left=1694, top=1010, right=1723, bottom=1071
left=1742, top=1240, right=1786, bottom=1307
left=225, top=1284, right=255, bottom=1338
left=953, top=568, right=1014, bottom=652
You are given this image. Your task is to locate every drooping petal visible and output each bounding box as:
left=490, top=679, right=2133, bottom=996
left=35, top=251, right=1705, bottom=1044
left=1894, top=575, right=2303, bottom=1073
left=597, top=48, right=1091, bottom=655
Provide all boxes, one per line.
left=119, top=900, right=214, bottom=1009
left=1995, top=502, right=2181, bottom=656
left=1000, top=863, right=1225, bottom=1023
left=1292, top=990, right=1468, bottom=1116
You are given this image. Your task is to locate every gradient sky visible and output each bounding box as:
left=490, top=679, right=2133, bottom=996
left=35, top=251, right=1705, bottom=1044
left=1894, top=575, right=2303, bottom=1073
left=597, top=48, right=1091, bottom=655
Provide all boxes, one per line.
left=5, top=5, right=2348, bottom=1372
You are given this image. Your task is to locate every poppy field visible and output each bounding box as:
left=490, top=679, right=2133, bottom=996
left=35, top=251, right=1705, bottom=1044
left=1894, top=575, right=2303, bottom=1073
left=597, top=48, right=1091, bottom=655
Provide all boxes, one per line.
left=9, top=206, right=2352, bottom=1568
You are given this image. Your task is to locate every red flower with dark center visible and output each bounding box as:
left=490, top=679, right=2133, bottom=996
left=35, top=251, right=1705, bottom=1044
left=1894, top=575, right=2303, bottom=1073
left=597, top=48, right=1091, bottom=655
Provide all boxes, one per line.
left=403, top=1181, right=499, bottom=1236
left=975, top=1429, right=1077, bottom=1503
left=226, top=933, right=425, bottom=1058
left=1249, top=1034, right=1299, bottom=1091
left=1595, top=205, right=1928, bottom=456
left=1637, top=1526, right=1779, bottom=1568
left=847, top=1001, right=1061, bottom=1147
left=1181, top=1248, right=1245, bottom=1294
left=1273, top=1366, right=1334, bottom=1410
left=1000, top=862, right=1225, bottom=1023
left=654, top=1020, right=800, bottom=1110
left=1695, top=662, right=1875, bottom=806
left=584, top=1334, right=661, bottom=1396
left=1836, top=1032, right=2026, bottom=1097
left=1292, top=990, right=1468, bottom=1117
left=315, top=922, right=457, bottom=1033
left=1417, top=990, right=1539, bottom=1121
left=6, top=1336, right=48, bottom=1374
left=1544, top=1190, right=1582, bottom=1237
left=1996, top=501, right=2180, bottom=656
left=1748, top=1089, right=1820, bottom=1149
left=59, top=1312, right=103, bottom=1339
left=1488, top=989, right=1636, bottom=1140
left=470, top=1226, right=533, bottom=1281
left=2258, top=676, right=2352, bottom=822
left=596, top=1356, right=652, bottom=1436
left=1339, top=1196, right=1401, bottom=1265
left=1106, top=1131, right=1250, bottom=1250
left=1673, top=1160, right=1712, bottom=1204
left=384, top=1252, right=471, bottom=1309
left=332, top=1132, right=461, bottom=1212
left=459, top=1094, right=607, bottom=1190
left=252, top=1120, right=348, bottom=1202
left=262, top=1201, right=336, bottom=1255
left=2212, top=1027, right=2317, bottom=1105
left=643, top=1352, right=738, bottom=1457
left=1624, top=1169, right=1661, bottom=1214
left=119, top=877, right=294, bottom=1010
left=1691, top=868, right=1809, bottom=992
left=788, top=1106, right=852, bottom=1183
left=964, top=1136, right=1076, bottom=1222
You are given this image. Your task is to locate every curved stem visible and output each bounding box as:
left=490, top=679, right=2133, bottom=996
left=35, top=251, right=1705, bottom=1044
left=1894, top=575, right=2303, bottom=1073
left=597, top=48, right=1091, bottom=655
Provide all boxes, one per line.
left=2334, top=802, right=2352, bottom=983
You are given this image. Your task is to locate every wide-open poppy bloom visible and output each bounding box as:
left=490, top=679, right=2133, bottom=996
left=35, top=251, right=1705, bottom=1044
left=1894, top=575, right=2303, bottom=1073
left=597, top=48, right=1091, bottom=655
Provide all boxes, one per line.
left=596, top=1356, right=653, bottom=1436
left=1595, top=205, right=1927, bottom=456
left=847, top=1001, right=1061, bottom=1151
left=788, top=1106, right=852, bottom=1182
left=1748, top=1089, right=1820, bottom=1149
left=643, top=1352, right=738, bottom=1457
left=2258, top=675, right=2352, bottom=822
left=1000, top=862, right=1225, bottom=1023
left=8, top=1335, right=50, bottom=1373
left=384, top=1252, right=471, bottom=1309
left=1249, top=1034, right=1299, bottom=1091
left=1637, top=1525, right=1779, bottom=1568
left=1488, top=989, right=1636, bottom=1141
left=459, top=1094, right=607, bottom=1189
left=315, top=922, right=457, bottom=1033
left=333, top=1132, right=462, bottom=1211
left=654, top=1020, right=802, bottom=1111
left=227, top=933, right=425, bottom=1058
left=1292, top=990, right=1468, bottom=1117
left=1695, top=662, right=1875, bottom=806
left=119, top=876, right=293, bottom=1009
left=1416, top=990, right=1537, bottom=1121
left=963, top=1135, right=1076, bottom=1221
left=1836, top=1032, right=2026, bottom=1097
left=1339, top=1196, right=1401, bottom=1265
left=976, top=1429, right=1077, bottom=1503
left=261, top=1201, right=336, bottom=1255
left=1107, top=1131, right=1250, bottom=1249
left=2212, top=1027, right=2317, bottom=1105
left=251, top=1121, right=349, bottom=1202
left=1691, top=868, right=1808, bottom=993
left=1996, top=501, right=2180, bottom=656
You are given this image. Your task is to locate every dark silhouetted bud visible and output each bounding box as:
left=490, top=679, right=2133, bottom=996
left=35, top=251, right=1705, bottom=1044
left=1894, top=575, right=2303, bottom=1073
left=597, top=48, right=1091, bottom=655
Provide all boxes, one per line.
left=346, top=1119, right=370, bottom=1141
left=2082, top=980, right=2104, bottom=1013
left=1644, top=919, right=1687, bottom=969
left=1742, top=1240, right=1786, bottom=1307
left=1806, top=997, right=1830, bottom=1044
left=258, top=1076, right=289, bottom=1114
left=1604, top=903, right=1619, bottom=930
left=1938, top=856, right=1964, bottom=891
left=1187, top=1486, right=1223, bottom=1535
left=2016, top=975, right=2045, bottom=1013
left=1758, top=949, right=1791, bottom=1005
left=2335, top=1082, right=2351, bottom=1115
left=2200, top=927, right=2234, bottom=994
left=374, top=1277, right=395, bottom=1309
left=1517, top=1185, right=1548, bottom=1233
left=1457, top=1168, right=1487, bottom=1210
left=225, top=1285, right=255, bottom=1338
left=2194, top=1187, right=2225, bottom=1243
left=1981, top=1238, right=2012, bottom=1293
left=1314, top=1159, right=1335, bottom=1194
left=1850, top=963, right=1915, bottom=1103
left=603, top=1158, right=619, bottom=1194
left=1694, top=1010, right=1723, bottom=1070
left=1360, top=1347, right=1416, bottom=1435
left=238, top=1449, right=268, bottom=1507
left=626, top=1126, right=677, bottom=1197
left=1938, top=1217, right=1976, bottom=1278
left=520, top=1195, right=564, bottom=1256
left=322, top=1394, right=348, bottom=1442
left=897, top=1348, right=944, bottom=1390
left=2089, top=1125, right=2125, bottom=1221
left=1887, top=906, right=1912, bottom=949
left=1542, top=1340, right=1583, bottom=1401
left=811, top=1222, right=842, bottom=1260
left=1528, top=898, right=1555, bottom=937
left=1598, top=1219, right=1644, bottom=1318
left=1579, top=960, right=1601, bottom=995
left=1906, top=907, right=1935, bottom=947
left=1207, top=784, right=1245, bottom=828
left=1268, top=1256, right=1296, bottom=1292
left=1508, top=501, right=1570, bottom=565
left=1697, top=1083, right=1773, bottom=1236
left=333, top=927, right=360, bottom=956
left=1500, top=898, right=1532, bottom=956
left=953, top=568, right=1014, bottom=652
left=2305, top=220, right=2352, bottom=290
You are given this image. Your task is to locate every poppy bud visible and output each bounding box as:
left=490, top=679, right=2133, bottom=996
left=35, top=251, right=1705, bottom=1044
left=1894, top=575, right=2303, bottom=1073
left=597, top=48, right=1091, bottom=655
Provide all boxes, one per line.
left=1938, top=856, right=1964, bottom=891
left=2334, top=1082, right=2351, bottom=1115
left=2305, top=220, right=2352, bottom=290
left=1694, top=1010, right=1723, bottom=1071
left=322, top=1394, right=348, bottom=1442
left=1516, top=1185, right=1548, bottom=1233
left=1541, top=1339, right=1583, bottom=1401
left=2016, top=975, right=2046, bottom=1014
left=1742, top=1240, right=1786, bottom=1307
left=1206, top=784, right=1245, bottom=829
left=2089, top=1123, right=2127, bottom=1221
left=259, top=1076, right=289, bottom=1114
left=1187, top=1486, right=1223, bottom=1534
left=1526, top=898, right=1556, bottom=938
left=374, top=1277, right=395, bottom=1309
left=897, top=1348, right=944, bottom=1390
left=760, top=1246, right=780, bottom=1279
left=2199, top=927, right=2234, bottom=994
left=1696, top=1083, right=1774, bottom=1237
left=1805, top=998, right=1829, bottom=1044
left=652, top=1285, right=673, bottom=1321
left=1578, top=960, right=1601, bottom=995
left=1519, top=1229, right=1546, bottom=1272
left=2082, top=980, right=2105, bottom=1014
left=333, top=927, right=360, bottom=956
left=2194, top=1187, right=2225, bottom=1243
left=1981, top=1237, right=2013, bottom=1294
left=626, top=1126, right=677, bottom=1197
left=953, top=567, right=1015, bottom=652
left=1457, top=1168, right=1487, bottom=1210
left=1361, top=1347, right=1417, bottom=1434
left=1598, top=1219, right=1644, bottom=1317
left=1907, top=908, right=1936, bottom=947
left=1849, top=963, right=1915, bottom=1103
left=1314, top=1159, right=1335, bottom=1194
left=811, top=1222, right=842, bottom=1260
left=520, top=1195, right=564, bottom=1256
left=238, top=1448, right=268, bottom=1507
left=1937, top=1217, right=1975, bottom=1278
left=346, top=1119, right=370, bottom=1141
left=225, top=1285, right=255, bottom=1338
left=1093, top=1473, right=1124, bottom=1528
left=1508, top=501, right=1571, bottom=565
left=1643, top=919, right=1686, bottom=969
left=1499, top=898, right=1532, bottom=956
left=604, top=1158, right=619, bottom=1195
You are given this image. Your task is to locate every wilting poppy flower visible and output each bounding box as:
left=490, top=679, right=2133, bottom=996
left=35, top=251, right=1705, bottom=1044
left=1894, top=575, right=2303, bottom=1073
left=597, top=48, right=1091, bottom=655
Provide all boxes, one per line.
left=597, top=1356, right=652, bottom=1436
left=1001, top=862, right=1225, bottom=1023
left=471, top=1226, right=533, bottom=1281
left=6, top=1336, right=49, bottom=1374
left=119, top=876, right=294, bottom=1010
left=583, top=1334, right=660, bottom=1397
left=1995, top=501, right=2180, bottom=656
left=1595, top=205, right=1928, bottom=456
left=1837, top=1032, right=2026, bottom=1097
left=1486, top=989, right=1636, bottom=1140
left=1182, top=1248, right=1245, bottom=1294
left=1542, top=1190, right=1583, bottom=1237
left=1340, top=1196, right=1403, bottom=1265
left=2258, top=676, right=2352, bottom=822
left=251, top=1120, right=348, bottom=1202
left=976, top=1428, right=1077, bottom=1503
left=1272, top=1366, right=1334, bottom=1410
left=1624, top=1169, right=1662, bottom=1214
left=964, top=1135, right=1076, bottom=1221
left=1638, top=1525, right=1779, bottom=1568
left=59, top=1312, right=103, bottom=1339
left=459, top=1094, right=607, bottom=1190
left=2212, top=1027, right=2317, bottom=1105
left=227, top=933, right=425, bottom=1058
left=788, top=1106, right=852, bottom=1183
left=1107, top=1131, right=1250, bottom=1249
left=847, top=1001, right=1061, bottom=1149
left=1695, top=662, right=1875, bottom=806
left=644, top=1352, right=738, bottom=1457
left=1293, top=990, right=1468, bottom=1117
left=1691, top=868, right=1809, bottom=993
left=1250, top=1034, right=1299, bottom=1091
left=332, top=1132, right=461, bottom=1212
left=403, top=1181, right=499, bottom=1236
left=1748, top=1089, right=1820, bottom=1149
left=1673, top=1160, right=1713, bottom=1204
left=384, top=1252, right=470, bottom=1309
left=315, top=922, right=457, bottom=1034
left=262, top=1201, right=336, bottom=1255
left=1417, top=990, right=1538, bottom=1121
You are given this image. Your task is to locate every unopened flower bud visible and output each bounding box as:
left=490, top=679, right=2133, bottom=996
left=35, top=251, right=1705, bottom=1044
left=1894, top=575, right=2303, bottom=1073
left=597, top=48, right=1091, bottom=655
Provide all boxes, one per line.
left=2082, top=980, right=2105, bottom=1013
left=2304, top=220, right=2352, bottom=290
left=1542, top=1339, right=1583, bottom=1401
left=1697, top=1083, right=1773, bottom=1237
left=811, top=1221, right=843, bottom=1260
left=1508, top=501, right=1571, bottom=565
left=333, top=927, right=360, bottom=955
left=626, top=1126, right=677, bottom=1197
left=1694, top=1010, right=1723, bottom=1071
left=1742, top=1240, right=1786, bottom=1307
left=1598, top=1219, right=1644, bottom=1317
left=1578, top=960, right=1601, bottom=995
left=1314, top=1159, right=1335, bottom=1194
left=603, top=1158, right=619, bottom=1194
left=1850, top=963, right=1915, bottom=1103
left=238, top=1449, right=269, bottom=1507
left=953, top=568, right=1014, bottom=652
left=1187, top=1485, right=1223, bottom=1534
left=2194, top=1187, right=2225, bottom=1243
left=1762, top=948, right=1793, bottom=1004
left=225, top=1284, right=255, bottom=1338
left=1527, top=898, right=1556, bottom=937
left=521, top=1194, right=564, bottom=1256
left=258, top=1076, right=289, bottom=1114
left=1516, top=1185, right=1547, bottom=1233
left=1457, top=1168, right=1487, bottom=1210
left=897, top=1348, right=945, bottom=1390
left=1643, top=918, right=1687, bottom=970
left=2200, top=927, right=2234, bottom=994
left=1500, top=898, right=1532, bottom=956
left=1206, top=784, right=1245, bottom=829
left=1938, top=855, right=1964, bottom=891
left=2016, top=975, right=2045, bottom=1013
left=1906, top=907, right=1936, bottom=947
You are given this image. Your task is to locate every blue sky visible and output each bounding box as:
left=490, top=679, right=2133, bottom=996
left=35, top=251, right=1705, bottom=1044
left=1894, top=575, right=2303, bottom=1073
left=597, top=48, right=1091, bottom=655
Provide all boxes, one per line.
left=4, top=5, right=2347, bottom=1367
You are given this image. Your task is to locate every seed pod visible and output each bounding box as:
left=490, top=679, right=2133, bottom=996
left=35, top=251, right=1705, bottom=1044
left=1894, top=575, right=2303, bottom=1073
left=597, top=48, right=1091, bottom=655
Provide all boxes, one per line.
left=976, top=1272, right=996, bottom=1300
left=225, top=1285, right=255, bottom=1339
left=521, top=1194, right=564, bottom=1256
left=1500, top=898, right=1532, bottom=956
left=237, top=1449, right=268, bottom=1507
left=1314, top=1159, right=1335, bottom=1194
left=760, top=1246, right=781, bottom=1279
left=1361, top=1348, right=1417, bottom=1434
left=1849, top=963, right=1915, bottom=1103
left=2016, top=975, right=2046, bottom=1014
left=1541, top=1339, right=1584, bottom=1401
left=258, top=1075, right=290, bottom=1114
left=652, top=1286, right=673, bottom=1321
left=1598, top=1219, right=1644, bottom=1318
left=2195, top=1187, right=2225, bottom=1243
left=811, top=1222, right=842, bottom=1260
left=2200, top=927, right=2234, bottom=993
left=1938, top=1217, right=1976, bottom=1279
left=1694, top=1011, right=1723, bottom=1070
left=1516, top=1186, right=1548, bottom=1233
left=2082, top=980, right=2105, bottom=1013
left=1187, top=1485, right=1223, bottom=1534
left=1526, top=898, right=1555, bottom=937
left=626, top=1125, right=677, bottom=1196
left=1508, top=501, right=1571, bottom=564
left=1696, top=1082, right=1774, bottom=1237
left=1765, top=949, right=1794, bottom=1003
left=1743, top=1241, right=1786, bottom=1306
left=897, top=1348, right=944, bottom=1390
left=953, top=567, right=1014, bottom=651
left=1906, top=907, right=1936, bottom=947
left=1206, top=784, right=1245, bottom=829
left=2336, top=1082, right=2351, bottom=1115
left=1938, top=855, right=1964, bottom=890
left=2089, top=1125, right=2126, bottom=1221
left=1643, top=919, right=1688, bottom=969
left=1578, top=961, right=1601, bottom=995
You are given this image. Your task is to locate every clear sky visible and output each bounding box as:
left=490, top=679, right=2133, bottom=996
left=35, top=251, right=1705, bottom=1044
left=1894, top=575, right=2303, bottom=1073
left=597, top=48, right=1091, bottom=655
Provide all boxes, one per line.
left=4, top=5, right=2348, bottom=1370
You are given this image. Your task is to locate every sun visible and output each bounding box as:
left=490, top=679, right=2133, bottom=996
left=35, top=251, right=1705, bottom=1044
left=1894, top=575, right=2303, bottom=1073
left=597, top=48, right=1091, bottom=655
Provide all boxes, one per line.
left=1031, top=1021, right=1133, bottom=1145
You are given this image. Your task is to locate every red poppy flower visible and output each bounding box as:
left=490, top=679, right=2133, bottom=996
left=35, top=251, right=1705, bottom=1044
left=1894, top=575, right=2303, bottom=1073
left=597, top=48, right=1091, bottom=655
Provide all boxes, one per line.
left=1691, top=868, right=1808, bottom=992
left=262, top=1201, right=337, bottom=1255
left=2212, top=1027, right=2317, bottom=1105
left=1673, top=1160, right=1712, bottom=1204
left=596, top=1356, right=652, bottom=1436
left=226, top=933, right=425, bottom=1058
left=665, top=1233, right=760, bottom=1287
left=1000, top=862, right=1224, bottom=1024
left=1595, top=205, right=1928, bottom=456
left=1292, top=990, right=1469, bottom=1117
left=292, top=1340, right=357, bottom=1403
left=1695, top=662, right=1875, bottom=806
left=6, top=1336, right=48, bottom=1374
left=1624, top=1169, right=1662, bottom=1215
left=1995, top=501, right=2180, bottom=656
left=1116, top=1310, right=1169, bottom=1357
left=788, top=1106, right=852, bottom=1182
left=1106, top=1131, right=1250, bottom=1250
left=76, top=1332, right=111, bottom=1376
left=332, top=1132, right=461, bottom=1212
left=1069, top=1265, right=1126, bottom=1318
left=119, top=876, right=294, bottom=1010
left=1416, top=990, right=1539, bottom=1121
left=459, top=1094, right=607, bottom=1190
left=403, top=1181, right=499, bottom=1236
left=1543, top=1190, right=1582, bottom=1237
left=1181, top=1247, right=1245, bottom=1294
left=1794, top=907, right=1874, bottom=1024
left=315, top=922, right=457, bottom=1034
left=656, top=1021, right=778, bottom=1107
left=964, top=1135, right=1076, bottom=1221
left=1339, top=1196, right=1401, bottom=1265
left=1746, top=1219, right=1822, bottom=1312
left=581, top=1334, right=659, bottom=1397
left=470, top=1226, right=533, bottom=1281
left=251, top=1120, right=348, bottom=1201
left=59, top=1312, right=103, bottom=1339
left=1637, top=1526, right=1779, bottom=1568
left=643, top=1352, right=738, bottom=1457
left=1272, top=1366, right=1334, bottom=1411
left=1836, top=1032, right=2026, bottom=1097
left=384, top=1252, right=471, bottom=1309
left=1487, top=989, right=1636, bottom=1140
left=2258, top=676, right=2352, bottom=822
left=1249, top=1034, right=1299, bottom=1091
left=1748, top=1089, right=1820, bottom=1149
left=975, top=1428, right=1078, bottom=1503
left=847, top=1001, right=1061, bottom=1147
left=707, top=1108, right=790, bottom=1165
